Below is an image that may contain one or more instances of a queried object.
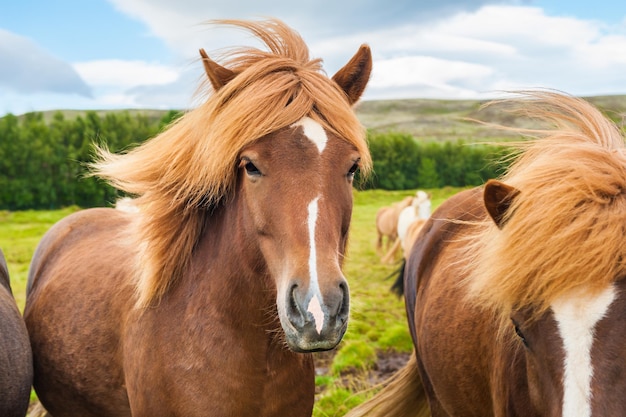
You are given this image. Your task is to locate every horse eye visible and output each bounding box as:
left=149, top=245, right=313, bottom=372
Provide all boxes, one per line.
left=512, top=321, right=528, bottom=348
left=347, top=162, right=359, bottom=179
left=244, top=161, right=261, bottom=176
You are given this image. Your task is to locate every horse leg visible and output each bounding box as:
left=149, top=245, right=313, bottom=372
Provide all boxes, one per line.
left=375, top=230, right=384, bottom=255
left=381, top=237, right=401, bottom=264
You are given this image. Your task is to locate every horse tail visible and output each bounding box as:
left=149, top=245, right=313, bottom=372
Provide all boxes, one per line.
left=375, top=230, right=383, bottom=255
left=380, top=237, right=401, bottom=264
left=390, top=259, right=406, bottom=296
left=345, top=353, right=430, bottom=417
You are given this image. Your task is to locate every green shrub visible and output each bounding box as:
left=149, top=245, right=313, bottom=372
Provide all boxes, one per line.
left=360, top=132, right=510, bottom=191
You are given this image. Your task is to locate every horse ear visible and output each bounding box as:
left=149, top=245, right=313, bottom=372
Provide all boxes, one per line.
left=332, top=44, right=372, bottom=105
left=484, top=179, right=520, bottom=229
left=199, top=48, right=237, bottom=92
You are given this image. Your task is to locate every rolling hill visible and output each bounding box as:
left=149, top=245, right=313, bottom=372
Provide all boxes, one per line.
left=16, top=94, right=626, bottom=142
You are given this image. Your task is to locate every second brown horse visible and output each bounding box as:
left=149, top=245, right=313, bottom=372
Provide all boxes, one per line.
left=347, top=92, right=626, bottom=417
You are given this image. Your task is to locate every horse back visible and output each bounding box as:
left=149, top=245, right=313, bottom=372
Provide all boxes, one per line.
left=404, top=187, right=502, bottom=414
left=26, top=208, right=132, bottom=295
left=404, top=187, right=485, bottom=341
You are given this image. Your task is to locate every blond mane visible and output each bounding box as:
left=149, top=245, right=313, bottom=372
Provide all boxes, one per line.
left=90, top=19, right=371, bottom=308
left=464, top=91, right=626, bottom=321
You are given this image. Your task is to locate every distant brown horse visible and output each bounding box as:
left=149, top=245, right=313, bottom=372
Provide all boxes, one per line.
left=25, top=19, right=372, bottom=417
left=0, top=249, right=32, bottom=417
left=347, top=92, right=626, bottom=417
left=375, top=196, right=414, bottom=256
left=381, top=191, right=431, bottom=264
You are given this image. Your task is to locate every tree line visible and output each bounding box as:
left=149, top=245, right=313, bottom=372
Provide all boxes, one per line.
left=359, top=132, right=509, bottom=190
left=0, top=111, right=508, bottom=210
left=0, top=110, right=181, bottom=210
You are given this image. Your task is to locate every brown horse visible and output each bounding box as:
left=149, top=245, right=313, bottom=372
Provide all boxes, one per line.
left=24, top=19, right=372, bottom=417
left=347, top=92, right=626, bottom=417
left=0, top=249, right=33, bottom=417
left=375, top=196, right=414, bottom=256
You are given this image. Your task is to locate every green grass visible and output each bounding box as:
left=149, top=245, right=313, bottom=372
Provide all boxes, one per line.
left=311, top=186, right=465, bottom=416
left=1, top=187, right=465, bottom=416
left=0, top=206, right=81, bottom=310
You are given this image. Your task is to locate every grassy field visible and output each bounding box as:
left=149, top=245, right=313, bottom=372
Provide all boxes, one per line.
left=0, top=187, right=464, bottom=416
left=0, top=207, right=81, bottom=310
left=312, top=186, right=466, bottom=416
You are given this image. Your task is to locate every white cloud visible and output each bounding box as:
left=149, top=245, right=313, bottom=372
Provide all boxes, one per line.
left=370, top=56, right=493, bottom=91
left=363, top=5, right=626, bottom=99
left=67, top=3, right=626, bottom=107
left=0, top=29, right=91, bottom=96
left=73, top=60, right=181, bottom=88
left=3, top=1, right=626, bottom=115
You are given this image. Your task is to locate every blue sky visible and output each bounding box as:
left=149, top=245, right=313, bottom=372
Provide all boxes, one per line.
left=1, top=0, right=625, bottom=115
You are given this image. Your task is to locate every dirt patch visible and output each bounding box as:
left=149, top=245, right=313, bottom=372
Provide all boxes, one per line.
left=313, top=349, right=411, bottom=395
left=370, top=350, right=411, bottom=384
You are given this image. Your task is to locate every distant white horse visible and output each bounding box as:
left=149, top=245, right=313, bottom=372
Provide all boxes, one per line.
left=114, top=197, right=140, bottom=213
left=381, top=190, right=431, bottom=263
left=397, top=190, right=430, bottom=242
left=375, top=196, right=414, bottom=255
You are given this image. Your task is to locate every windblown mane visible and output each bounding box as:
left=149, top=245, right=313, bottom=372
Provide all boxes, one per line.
left=90, top=19, right=372, bottom=308
left=465, top=91, right=626, bottom=321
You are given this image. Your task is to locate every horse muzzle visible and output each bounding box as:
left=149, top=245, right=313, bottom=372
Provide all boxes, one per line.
left=279, top=279, right=350, bottom=353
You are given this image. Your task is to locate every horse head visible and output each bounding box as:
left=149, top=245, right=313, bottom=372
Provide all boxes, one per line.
left=483, top=164, right=626, bottom=416
left=204, top=36, right=372, bottom=352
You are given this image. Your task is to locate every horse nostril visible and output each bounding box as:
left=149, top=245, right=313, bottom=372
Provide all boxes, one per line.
left=338, top=281, right=350, bottom=320
left=287, top=284, right=305, bottom=328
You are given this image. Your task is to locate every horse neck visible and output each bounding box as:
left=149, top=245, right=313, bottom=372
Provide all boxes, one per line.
left=491, top=338, right=538, bottom=415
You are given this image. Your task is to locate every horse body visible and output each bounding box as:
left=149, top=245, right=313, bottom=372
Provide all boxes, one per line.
left=25, top=19, right=372, bottom=417
left=381, top=191, right=431, bottom=264
left=375, top=196, right=413, bottom=254
left=0, top=250, right=33, bottom=417
left=27, top=204, right=314, bottom=416
left=347, top=92, right=626, bottom=417
left=396, top=191, right=430, bottom=243
left=26, top=209, right=135, bottom=416
left=405, top=188, right=537, bottom=416
left=400, top=218, right=426, bottom=260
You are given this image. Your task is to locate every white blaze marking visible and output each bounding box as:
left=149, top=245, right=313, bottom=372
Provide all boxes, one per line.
left=552, top=285, right=616, bottom=417
left=306, top=197, right=325, bottom=333
left=291, top=117, right=328, bottom=153
left=307, top=295, right=324, bottom=334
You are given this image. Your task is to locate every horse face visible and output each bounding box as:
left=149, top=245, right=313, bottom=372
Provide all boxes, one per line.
left=512, top=282, right=626, bottom=417
left=238, top=117, right=359, bottom=352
